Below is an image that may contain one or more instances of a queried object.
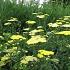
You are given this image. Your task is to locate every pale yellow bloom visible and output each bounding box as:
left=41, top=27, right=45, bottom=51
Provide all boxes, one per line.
left=38, top=50, right=54, bottom=56
left=32, top=13, right=38, bottom=15
left=8, top=40, right=14, bottom=43
left=23, top=28, right=30, bottom=31
left=37, top=53, right=44, bottom=58
left=27, top=35, right=46, bottom=45
left=61, top=24, right=70, bottom=27
left=29, top=29, right=44, bottom=35
left=56, top=22, right=62, bottom=25
left=37, top=15, right=45, bottom=19
left=37, top=26, right=43, bottom=29
left=48, top=23, right=59, bottom=27
left=21, top=56, right=37, bottom=64
left=10, top=35, right=26, bottom=40
left=64, top=16, right=70, bottom=18
left=4, top=22, right=11, bottom=26
left=5, top=47, right=17, bottom=53
left=1, top=53, right=10, bottom=61
left=55, top=31, right=70, bottom=35
left=0, top=36, right=4, bottom=39
left=26, top=20, right=36, bottom=25
left=8, top=17, right=18, bottom=22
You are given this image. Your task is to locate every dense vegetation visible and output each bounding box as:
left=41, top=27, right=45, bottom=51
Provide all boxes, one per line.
left=0, top=0, right=70, bottom=70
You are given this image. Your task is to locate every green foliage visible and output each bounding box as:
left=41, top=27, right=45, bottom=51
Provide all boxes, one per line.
left=0, top=0, right=70, bottom=70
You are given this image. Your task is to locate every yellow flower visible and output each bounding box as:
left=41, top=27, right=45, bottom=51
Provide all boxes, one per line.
left=32, top=13, right=38, bottom=15
left=0, top=36, right=4, bottom=39
left=55, top=31, right=70, bottom=35
left=29, top=29, right=44, bottom=35
left=64, top=17, right=69, bottom=21
left=5, top=47, right=17, bottom=53
left=21, top=56, right=37, bottom=64
left=56, top=20, right=61, bottom=22
left=26, top=35, right=46, bottom=45
left=23, top=28, right=30, bottom=31
left=56, top=22, right=62, bottom=25
left=48, top=23, right=59, bottom=27
left=38, top=50, right=54, bottom=56
left=26, top=20, right=36, bottom=25
left=1, top=53, right=10, bottom=61
left=64, top=16, right=70, bottom=18
left=10, top=35, right=26, bottom=40
left=8, top=17, right=18, bottom=22
left=8, top=40, right=14, bottom=43
left=37, top=53, right=44, bottom=58
left=4, top=22, right=11, bottom=26
left=37, top=26, right=43, bottom=29
left=37, top=15, right=45, bottom=19
left=44, top=14, right=49, bottom=16
left=44, top=51, right=54, bottom=56
left=61, top=24, right=70, bottom=27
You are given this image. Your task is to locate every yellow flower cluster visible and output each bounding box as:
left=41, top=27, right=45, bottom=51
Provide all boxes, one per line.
left=29, top=29, right=44, bottom=35
left=21, top=56, right=37, bottom=64
left=48, top=23, right=59, bottom=27
left=26, top=20, right=36, bottom=25
left=37, top=50, right=54, bottom=58
left=8, top=40, right=14, bottom=43
left=10, top=35, right=26, bottom=40
left=0, top=36, right=4, bottom=39
left=26, top=35, right=46, bottom=45
left=55, top=31, right=70, bottom=35
left=61, top=24, right=70, bottom=27
left=4, top=22, right=11, bottom=26
left=48, top=16, right=70, bottom=29
left=8, top=17, right=18, bottom=22
left=5, top=47, right=17, bottom=53
left=23, top=28, right=30, bottom=31
left=37, top=15, right=45, bottom=19
left=1, top=53, right=10, bottom=61
left=37, top=26, right=43, bottom=29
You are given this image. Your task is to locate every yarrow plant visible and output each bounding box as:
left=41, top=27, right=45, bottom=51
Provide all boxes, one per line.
left=10, top=35, right=26, bottom=40
left=37, top=50, right=54, bottom=58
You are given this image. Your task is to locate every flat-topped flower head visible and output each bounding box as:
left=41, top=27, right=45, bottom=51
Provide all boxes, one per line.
left=55, top=31, right=70, bottom=35
left=61, top=24, right=70, bottom=27
left=37, top=53, right=44, bottom=58
left=44, top=14, right=49, bottom=16
left=37, top=50, right=54, bottom=58
left=23, top=28, right=30, bottom=31
left=64, top=17, right=69, bottom=21
left=29, top=29, right=44, bottom=35
left=4, top=22, right=11, bottom=26
left=32, top=13, right=38, bottom=15
left=37, top=26, right=43, bottom=29
left=56, top=20, right=62, bottom=22
left=64, top=16, right=70, bottom=18
left=8, top=40, right=14, bottom=44
left=26, top=35, right=46, bottom=45
left=20, top=56, right=37, bottom=64
left=10, top=35, right=26, bottom=40
left=5, top=47, right=17, bottom=53
left=37, top=15, right=45, bottom=19
left=56, top=22, right=62, bottom=25
left=26, top=20, right=36, bottom=25
left=8, top=17, right=18, bottom=22
left=1, top=53, right=10, bottom=61
left=48, top=23, right=59, bottom=27
left=0, top=36, right=4, bottom=40
left=38, top=50, right=54, bottom=56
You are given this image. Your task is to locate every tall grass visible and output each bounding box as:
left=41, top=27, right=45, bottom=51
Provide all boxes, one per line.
left=0, top=0, right=70, bottom=25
